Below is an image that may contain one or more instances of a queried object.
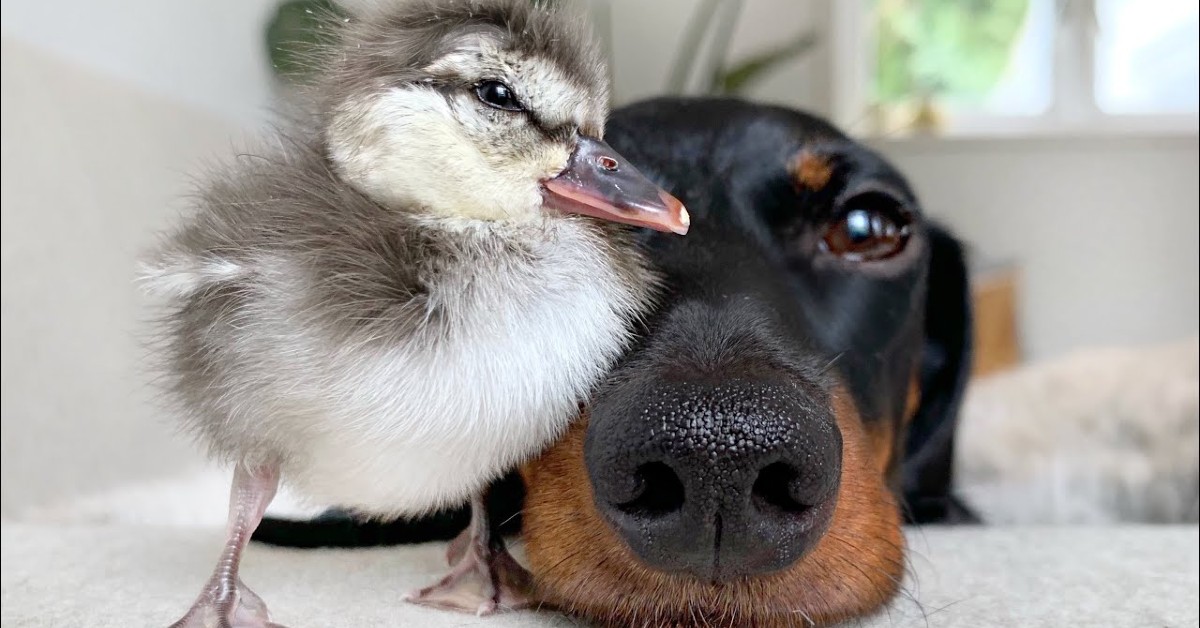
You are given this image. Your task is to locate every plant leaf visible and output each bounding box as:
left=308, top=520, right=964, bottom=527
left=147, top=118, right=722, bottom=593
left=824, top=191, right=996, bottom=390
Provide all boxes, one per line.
left=713, top=30, right=819, bottom=95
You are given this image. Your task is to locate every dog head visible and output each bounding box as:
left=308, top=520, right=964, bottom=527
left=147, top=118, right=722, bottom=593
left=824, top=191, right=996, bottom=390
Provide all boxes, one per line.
left=520, top=98, right=975, bottom=626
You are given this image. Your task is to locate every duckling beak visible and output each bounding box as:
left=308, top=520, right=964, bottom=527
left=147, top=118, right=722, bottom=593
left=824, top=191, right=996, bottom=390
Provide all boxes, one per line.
left=542, top=137, right=689, bottom=235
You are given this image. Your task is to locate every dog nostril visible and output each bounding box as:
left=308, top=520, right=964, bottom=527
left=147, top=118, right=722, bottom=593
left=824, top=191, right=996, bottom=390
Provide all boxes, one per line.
left=752, top=462, right=812, bottom=515
left=616, top=462, right=685, bottom=517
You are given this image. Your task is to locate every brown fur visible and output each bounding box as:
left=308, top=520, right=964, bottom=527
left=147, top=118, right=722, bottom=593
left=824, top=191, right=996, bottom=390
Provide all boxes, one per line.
left=866, top=419, right=896, bottom=478
left=521, top=384, right=904, bottom=627
left=787, top=150, right=833, bottom=192
left=904, top=374, right=923, bottom=426
left=869, top=373, right=923, bottom=477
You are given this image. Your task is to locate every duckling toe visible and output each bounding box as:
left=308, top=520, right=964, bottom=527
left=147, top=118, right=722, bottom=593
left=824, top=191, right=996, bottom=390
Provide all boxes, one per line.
left=404, top=516, right=532, bottom=615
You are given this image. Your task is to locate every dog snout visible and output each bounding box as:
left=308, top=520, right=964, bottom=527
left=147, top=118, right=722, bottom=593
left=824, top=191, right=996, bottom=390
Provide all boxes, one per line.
left=585, top=379, right=842, bottom=582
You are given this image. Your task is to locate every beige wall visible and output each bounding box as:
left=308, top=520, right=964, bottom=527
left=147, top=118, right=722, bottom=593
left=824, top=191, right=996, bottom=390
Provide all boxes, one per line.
left=1, top=40, right=233, bottom=512
left=605, top=0, right=831, bottom=114
left=0, top=0, right=278, bottom=123
left=874, top=135, right=1200, bottom=362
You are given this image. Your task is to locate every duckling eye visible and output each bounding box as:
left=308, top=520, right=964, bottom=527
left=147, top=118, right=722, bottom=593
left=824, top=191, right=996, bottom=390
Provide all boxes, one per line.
left=475, top=80, right=523, bottom=112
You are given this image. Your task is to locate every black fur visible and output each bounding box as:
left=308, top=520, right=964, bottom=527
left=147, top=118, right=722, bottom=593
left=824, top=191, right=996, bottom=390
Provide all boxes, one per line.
left=253, top=473, right=524, bottom=547
left=902, top=225, right=979, bottom=523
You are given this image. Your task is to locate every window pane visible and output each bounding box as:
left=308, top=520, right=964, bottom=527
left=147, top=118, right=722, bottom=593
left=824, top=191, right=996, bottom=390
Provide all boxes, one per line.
left=1095, top=0, right=1200, bottom=114
left=871, top=0, right=1054, bottom=116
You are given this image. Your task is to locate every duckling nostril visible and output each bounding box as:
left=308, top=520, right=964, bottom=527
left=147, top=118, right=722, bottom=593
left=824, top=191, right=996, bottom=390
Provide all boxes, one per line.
left=596, top=156, right=619, bottom=172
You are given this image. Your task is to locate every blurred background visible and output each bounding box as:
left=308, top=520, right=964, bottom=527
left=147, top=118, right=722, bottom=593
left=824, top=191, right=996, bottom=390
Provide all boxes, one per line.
left=2, top=0, right=1197, bottom=521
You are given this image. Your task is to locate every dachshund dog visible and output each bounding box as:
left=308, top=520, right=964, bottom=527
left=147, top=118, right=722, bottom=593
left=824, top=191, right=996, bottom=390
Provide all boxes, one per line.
left=254, top=97, right=977, bottom=626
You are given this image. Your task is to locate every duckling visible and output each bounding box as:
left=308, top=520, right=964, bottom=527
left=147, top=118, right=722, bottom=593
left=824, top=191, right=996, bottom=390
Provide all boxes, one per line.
left=142, top=1, right=687, bottom=625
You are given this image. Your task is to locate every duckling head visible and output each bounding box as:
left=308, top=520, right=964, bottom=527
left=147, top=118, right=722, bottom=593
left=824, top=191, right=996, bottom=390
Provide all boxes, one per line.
left=320, top=0, right=688, bottom=234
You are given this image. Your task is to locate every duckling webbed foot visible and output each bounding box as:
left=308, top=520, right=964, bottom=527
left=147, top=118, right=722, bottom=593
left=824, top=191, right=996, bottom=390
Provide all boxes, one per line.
left=169, top=464, right=286, bottom=628
left=404, top=492, right=533, bottom=615
left=169, top=577, right=283, bottom=628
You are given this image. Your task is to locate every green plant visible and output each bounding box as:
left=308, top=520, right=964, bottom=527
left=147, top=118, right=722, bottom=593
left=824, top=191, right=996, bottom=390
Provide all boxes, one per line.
left=873, top=0, right=1030, bottom=105
left=712, top=31, right=819, bottom=95
left=665, top=0, right=819, bottom=97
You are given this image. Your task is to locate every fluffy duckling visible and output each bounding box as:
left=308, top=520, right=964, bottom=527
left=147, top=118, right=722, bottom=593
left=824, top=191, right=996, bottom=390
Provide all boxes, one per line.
left=142, top=1, right=687, bottom=625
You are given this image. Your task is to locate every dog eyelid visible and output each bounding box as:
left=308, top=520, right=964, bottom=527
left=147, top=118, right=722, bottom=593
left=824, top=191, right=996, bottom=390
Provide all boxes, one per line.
left=833, top=181, right=911, bottom=211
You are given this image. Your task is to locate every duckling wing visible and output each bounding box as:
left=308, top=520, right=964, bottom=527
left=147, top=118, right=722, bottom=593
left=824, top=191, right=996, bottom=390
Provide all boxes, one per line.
left=141, top=133, right=427, bottom=305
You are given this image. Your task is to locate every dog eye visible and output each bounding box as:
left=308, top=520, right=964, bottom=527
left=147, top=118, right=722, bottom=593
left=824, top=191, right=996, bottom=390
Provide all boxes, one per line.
left=475, top=80, right=523, bottom=112
left=821, top=195, right=912, bottom=262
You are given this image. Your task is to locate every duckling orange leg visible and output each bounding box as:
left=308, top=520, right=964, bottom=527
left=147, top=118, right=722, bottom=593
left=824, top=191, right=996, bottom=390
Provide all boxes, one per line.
left=169, top=464, right=285, bottom=628
left=404, top=491, right=533, bottom=615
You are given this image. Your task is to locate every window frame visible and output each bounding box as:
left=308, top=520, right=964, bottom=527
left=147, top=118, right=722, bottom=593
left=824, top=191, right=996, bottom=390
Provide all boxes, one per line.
left=830, top=0, right=1200, bottom=138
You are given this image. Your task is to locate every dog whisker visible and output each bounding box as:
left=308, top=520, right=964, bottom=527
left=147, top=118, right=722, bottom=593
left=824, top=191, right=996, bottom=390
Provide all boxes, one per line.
left=820, top=351, right=847, bottom=375
left=789, top=606, right=818, bottom=626
left=831, top=531, right=930, bottom=628
left=497, top=508, right=523, bottom=530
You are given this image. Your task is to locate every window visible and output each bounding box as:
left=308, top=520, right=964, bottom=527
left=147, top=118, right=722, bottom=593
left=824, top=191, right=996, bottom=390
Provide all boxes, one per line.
left=1094, top=0, right=1200, bottom=114
left=832, top=0, right=1200, bottom=136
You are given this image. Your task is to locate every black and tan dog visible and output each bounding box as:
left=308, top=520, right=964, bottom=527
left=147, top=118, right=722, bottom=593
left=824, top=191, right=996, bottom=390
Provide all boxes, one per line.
left=256, top=97, right=977, bottom=626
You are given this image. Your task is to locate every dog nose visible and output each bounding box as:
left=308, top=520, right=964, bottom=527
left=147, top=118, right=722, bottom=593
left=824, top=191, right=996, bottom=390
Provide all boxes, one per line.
left=586, top=379, right=842, bottom=582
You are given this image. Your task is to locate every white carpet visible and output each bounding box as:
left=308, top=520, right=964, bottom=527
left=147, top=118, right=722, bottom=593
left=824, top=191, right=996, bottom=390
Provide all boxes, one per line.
left=2, top=523, right=1196, bottom=627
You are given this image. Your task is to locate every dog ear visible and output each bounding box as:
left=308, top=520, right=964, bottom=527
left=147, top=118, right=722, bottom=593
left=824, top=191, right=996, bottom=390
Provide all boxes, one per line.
left=901, top=224, right=980, bottom=524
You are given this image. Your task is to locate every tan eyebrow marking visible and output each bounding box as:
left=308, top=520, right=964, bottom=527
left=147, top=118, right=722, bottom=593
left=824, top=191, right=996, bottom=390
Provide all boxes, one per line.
left=789, top=149, right=834, bottom=191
